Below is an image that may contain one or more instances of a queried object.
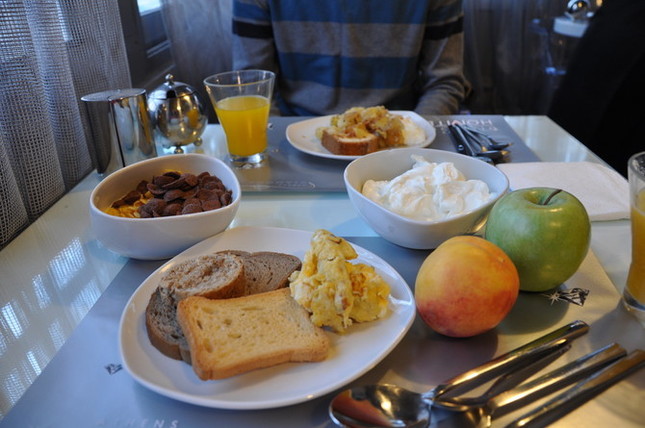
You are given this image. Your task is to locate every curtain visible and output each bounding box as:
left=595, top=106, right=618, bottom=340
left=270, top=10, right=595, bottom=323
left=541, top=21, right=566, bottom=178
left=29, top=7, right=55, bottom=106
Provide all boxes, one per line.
left=160, top=0, right=233, bottom=122
left=0, top=0, right=130, bottom=249
left=462, top=0, right=592, bottom=114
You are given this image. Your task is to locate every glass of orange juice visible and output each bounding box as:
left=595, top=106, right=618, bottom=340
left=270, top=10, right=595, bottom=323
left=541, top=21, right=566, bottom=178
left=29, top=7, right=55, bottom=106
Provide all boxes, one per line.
left=624, top=151, right=645, bottom=323
left=203, top=70, right=275, bottom=167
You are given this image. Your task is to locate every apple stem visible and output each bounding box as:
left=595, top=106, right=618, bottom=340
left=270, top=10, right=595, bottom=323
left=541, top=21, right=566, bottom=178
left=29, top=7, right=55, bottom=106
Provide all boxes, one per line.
left=542, top=189, right=563, bottom=205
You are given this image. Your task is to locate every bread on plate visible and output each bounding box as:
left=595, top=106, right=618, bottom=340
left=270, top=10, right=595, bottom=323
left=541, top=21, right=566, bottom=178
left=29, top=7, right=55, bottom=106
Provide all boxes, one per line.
left=177, top=288, right=330, bottom=380
left=145, top=251, right=302, bottom=363
left=317, top=106, right=408, bottom=156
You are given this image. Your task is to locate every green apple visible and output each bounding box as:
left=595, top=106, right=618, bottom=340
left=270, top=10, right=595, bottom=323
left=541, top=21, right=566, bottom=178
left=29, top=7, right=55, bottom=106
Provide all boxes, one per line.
left=484, top=187, right=590, bottom=292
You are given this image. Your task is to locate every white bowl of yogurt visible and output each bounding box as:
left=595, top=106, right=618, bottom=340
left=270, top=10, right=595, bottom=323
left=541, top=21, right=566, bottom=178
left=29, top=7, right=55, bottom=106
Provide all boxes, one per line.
left=344, top=148, right=509, bottom=249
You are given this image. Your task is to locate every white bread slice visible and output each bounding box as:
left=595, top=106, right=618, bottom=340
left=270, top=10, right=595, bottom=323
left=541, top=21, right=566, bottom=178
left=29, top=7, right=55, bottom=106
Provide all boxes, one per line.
left=177, top=288, right=329, bottom=380
left=321, top=129, right=380, bottom=156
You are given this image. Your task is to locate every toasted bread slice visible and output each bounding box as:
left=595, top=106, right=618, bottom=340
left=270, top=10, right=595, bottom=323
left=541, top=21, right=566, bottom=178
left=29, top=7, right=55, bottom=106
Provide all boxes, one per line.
left=177, top=288, right=329, bottom=380
left=321, top=129, right=380, bottom=156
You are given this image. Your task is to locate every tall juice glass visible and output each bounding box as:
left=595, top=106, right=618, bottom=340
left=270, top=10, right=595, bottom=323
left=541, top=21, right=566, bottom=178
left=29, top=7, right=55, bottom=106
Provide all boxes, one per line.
left=624, top=151, right=645, bottom=322
left=204, top=70, right=275, bottom=167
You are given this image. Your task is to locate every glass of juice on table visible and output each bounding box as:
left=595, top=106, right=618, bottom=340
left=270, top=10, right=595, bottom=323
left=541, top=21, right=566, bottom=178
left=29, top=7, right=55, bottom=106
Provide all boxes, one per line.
left=624, top=151, right=645, bottom=323
left=204, top=70, right=275, bottom=167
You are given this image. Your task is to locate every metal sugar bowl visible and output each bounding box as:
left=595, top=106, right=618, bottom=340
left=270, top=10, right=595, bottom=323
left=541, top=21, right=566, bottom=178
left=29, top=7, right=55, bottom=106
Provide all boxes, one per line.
left=148, top=74, right=208, bottom=153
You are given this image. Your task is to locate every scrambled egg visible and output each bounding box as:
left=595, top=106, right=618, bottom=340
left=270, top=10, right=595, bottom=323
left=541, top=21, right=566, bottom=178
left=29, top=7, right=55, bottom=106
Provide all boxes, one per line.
left=289, top=229, right=390, bottom=333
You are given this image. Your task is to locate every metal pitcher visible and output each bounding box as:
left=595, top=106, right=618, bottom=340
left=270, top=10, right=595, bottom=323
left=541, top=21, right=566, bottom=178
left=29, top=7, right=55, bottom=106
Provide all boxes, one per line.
left=81, top=88, right=158, bottom=175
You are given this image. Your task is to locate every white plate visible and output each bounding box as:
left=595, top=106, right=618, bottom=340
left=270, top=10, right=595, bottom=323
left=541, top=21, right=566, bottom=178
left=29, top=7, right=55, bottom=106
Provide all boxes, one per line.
left=286, top=110, right=436, bottom=160
left=119, top=226, right=416, bottom=410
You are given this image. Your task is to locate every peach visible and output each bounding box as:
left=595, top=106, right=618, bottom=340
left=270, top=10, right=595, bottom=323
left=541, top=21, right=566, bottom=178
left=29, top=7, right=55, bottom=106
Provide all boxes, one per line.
left=415, top=235, right=519, bottom=338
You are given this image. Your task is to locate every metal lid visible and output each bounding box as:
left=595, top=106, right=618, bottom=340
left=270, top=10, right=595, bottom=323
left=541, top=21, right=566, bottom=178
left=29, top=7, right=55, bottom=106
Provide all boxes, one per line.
left=148, top=74, right=197, bottom=100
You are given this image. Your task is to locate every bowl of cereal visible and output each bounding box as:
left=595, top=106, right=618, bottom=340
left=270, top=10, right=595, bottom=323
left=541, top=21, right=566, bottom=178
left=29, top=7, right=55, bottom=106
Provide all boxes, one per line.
left=344, top=148, right=509, bottom=249
left=89, top=153, right=240, bottom=260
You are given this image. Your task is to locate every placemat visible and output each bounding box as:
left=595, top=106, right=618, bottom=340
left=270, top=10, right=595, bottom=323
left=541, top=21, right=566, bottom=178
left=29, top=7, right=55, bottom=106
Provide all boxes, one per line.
left=4, top=235, right=640, bottom=427
left=230, top=115, right=540, bottom=192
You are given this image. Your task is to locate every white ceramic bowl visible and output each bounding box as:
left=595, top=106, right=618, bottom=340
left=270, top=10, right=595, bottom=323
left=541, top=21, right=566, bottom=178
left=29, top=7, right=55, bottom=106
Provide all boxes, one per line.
left=344, top=148, right=509, bottom=249
left=90, top=153, right=240, bottom=260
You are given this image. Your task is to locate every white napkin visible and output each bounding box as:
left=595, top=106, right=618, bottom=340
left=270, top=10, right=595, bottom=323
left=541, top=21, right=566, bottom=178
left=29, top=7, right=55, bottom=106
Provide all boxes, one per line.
left=497, top=161, right=630, bottom=221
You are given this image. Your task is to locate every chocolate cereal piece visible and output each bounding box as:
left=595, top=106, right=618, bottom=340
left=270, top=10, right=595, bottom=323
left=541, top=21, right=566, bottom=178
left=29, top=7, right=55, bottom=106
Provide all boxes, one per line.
left=201, top=199, right=222, bottom=211
left=163, top=203, right=182, bottom=216
left=182, top=204, right=203, bottom=215
left=219, top=191, right=232, bottom=206
left=163, top=189, right=185, bottom=202
left=135, top=180, right=149, bottom=194
left=152, top=174, right=175, bottom=187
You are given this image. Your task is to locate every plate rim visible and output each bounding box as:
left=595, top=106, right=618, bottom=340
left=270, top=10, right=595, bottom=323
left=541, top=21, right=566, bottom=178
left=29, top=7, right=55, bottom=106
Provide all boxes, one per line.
left=118, top=226, right=416, bottom=410
left=285, top=110, right=436, bottom=161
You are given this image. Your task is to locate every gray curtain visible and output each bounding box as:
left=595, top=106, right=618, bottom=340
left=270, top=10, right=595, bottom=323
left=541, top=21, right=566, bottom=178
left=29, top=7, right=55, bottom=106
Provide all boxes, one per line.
left=462, top=0, right=586, bottom=115
left=161, top=0, right=233, bottom=121
left=0, top=0, right=131, bottom=249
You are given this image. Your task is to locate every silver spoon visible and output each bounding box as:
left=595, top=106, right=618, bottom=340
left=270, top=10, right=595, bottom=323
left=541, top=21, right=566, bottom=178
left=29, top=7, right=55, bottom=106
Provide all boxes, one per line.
left=329, top=343, right=626, bottom=428
left=329, top=321, right=589, bottom=426
left=328, top=342, right=572, bottom=427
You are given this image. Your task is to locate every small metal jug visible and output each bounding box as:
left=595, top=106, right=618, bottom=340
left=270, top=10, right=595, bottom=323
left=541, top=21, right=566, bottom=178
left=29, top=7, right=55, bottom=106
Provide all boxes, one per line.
left=81, top=88, right=157, bottom=176
left=148, top=74, right=208, bottom=153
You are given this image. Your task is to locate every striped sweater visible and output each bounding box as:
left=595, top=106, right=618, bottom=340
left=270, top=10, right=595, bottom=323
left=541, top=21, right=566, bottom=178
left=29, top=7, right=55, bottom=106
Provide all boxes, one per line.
left=232, top=0, right=468, bottom=116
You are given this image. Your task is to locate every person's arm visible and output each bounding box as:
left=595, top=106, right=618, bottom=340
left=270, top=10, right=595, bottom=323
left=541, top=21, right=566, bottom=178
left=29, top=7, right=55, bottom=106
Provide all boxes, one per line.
left=232, top=0, right=282, bottom=115
left=415, top=0, right=469, bottom=116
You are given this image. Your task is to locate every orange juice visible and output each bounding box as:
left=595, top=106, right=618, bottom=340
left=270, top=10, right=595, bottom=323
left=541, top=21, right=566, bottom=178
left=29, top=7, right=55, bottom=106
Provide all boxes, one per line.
left=215, top=95, right=270, bottom=156
left=626, top=189, right=645, bottom=304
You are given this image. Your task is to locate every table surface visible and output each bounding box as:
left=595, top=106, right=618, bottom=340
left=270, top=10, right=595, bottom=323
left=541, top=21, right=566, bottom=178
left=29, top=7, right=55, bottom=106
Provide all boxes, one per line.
left=1, top=115, right=643, bottom=427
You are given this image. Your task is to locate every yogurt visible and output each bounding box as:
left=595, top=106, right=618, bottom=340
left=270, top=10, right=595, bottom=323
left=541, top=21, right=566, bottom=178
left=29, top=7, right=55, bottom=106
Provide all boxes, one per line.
left=361, top=155, right=494, bottom=221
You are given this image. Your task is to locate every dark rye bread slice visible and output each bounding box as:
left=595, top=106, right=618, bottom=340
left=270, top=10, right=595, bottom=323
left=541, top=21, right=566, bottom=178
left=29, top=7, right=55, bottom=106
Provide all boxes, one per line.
left=145, top=251, right=303, bottom=363
left=145, top=287, right=192, bottom=362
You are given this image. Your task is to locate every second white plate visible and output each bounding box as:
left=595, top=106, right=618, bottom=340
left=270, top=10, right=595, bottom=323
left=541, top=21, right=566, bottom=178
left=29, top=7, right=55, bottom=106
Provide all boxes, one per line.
left=286, top=110, right=436, bottom=160
left=119, top=226, right=416, bottom=410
